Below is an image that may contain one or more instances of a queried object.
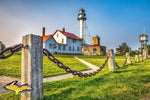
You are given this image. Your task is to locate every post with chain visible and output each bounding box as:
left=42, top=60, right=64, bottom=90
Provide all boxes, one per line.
left=126, top=52, right=132, bottom=64
left=107, top=49, right=116, bottom=71
left=135, top=55, right=139, bottom=63
left=21, top=34, right=43, bottom=100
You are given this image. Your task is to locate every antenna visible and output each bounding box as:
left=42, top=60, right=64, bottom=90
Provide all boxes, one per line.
left=144, top=26, right=145, bottom=34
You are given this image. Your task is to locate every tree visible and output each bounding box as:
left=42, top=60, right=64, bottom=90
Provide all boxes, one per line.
left=129, top=50, right=140, bottom=56
left=147, top=44, right=150, bottom=55
left=1, top=43, right=5, bottom=50
left=116, top=43, right=130, bottom=56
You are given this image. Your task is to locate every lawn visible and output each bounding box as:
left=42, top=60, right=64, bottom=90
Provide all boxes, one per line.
left=0, top=56, right=150, bottom=100
left=0, top=52, right=90, bottom=78
left=76, top=55, right=135, bottom=68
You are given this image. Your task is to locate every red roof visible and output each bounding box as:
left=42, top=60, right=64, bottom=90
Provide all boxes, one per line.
left=56, top=30, right=83, bottom=40
left=80, top=8, right=84, bottom=11
left=82, top=45, right=106, bottom=48
left=43, top=35, right=51, bottom=43
left=139, top=34, right=148, bottom=37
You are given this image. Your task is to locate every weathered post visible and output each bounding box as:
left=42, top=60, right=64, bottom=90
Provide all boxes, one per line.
left=107, top=49, right=116, bottom=71
left=135, top=55, right=139, bottom=63
left=21, top=34, right=43, bottom=100
left=139, top=54, right=143, bottom=61
left=143, top=50, right=147, bottom=60
left=126, top=52, right=132, bottom=64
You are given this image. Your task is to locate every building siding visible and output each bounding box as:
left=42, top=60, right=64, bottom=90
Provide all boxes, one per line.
left=56, top=38, right=82, bottom=54
left=44, top=36, right=56, bottom=54
left=53, top=31, right=67, bottom=44
left=44, top=36, right=83, bottom=55
left=82, top=46, right=106, bottom=56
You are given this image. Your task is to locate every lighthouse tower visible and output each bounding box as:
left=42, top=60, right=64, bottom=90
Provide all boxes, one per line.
left=78, top=8, right=87, bottom=44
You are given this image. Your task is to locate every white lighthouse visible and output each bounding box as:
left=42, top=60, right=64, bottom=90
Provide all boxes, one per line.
left=78, top=8, right=87, bottom=44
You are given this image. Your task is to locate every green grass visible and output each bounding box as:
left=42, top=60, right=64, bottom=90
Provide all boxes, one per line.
left=0, top=56, right=150, bottom=100
left=0, top=53, right=90, bottom=78
left=76, top=55, right=135, bottom=68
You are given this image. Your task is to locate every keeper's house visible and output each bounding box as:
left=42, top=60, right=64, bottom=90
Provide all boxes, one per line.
left=43, top=27, right=83, bottom=55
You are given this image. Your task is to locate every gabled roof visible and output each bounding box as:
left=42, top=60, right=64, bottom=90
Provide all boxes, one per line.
left=139, top=34, right=148, bottom=37
left=53, top=30, right=83, bottom=40
left=43, top=35, right=52, bottom=43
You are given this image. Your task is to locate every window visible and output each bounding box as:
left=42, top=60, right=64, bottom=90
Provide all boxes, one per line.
left=94, top=39, right=96, bottom=43
left=57, top=33, right=59, bottom=37
left=62, top=39, right=64, bottom=43
left=63, top=45, right=66, bottom=50
left=69, top=46, right=71, bottom=51
left=77, top=47, right=79, bottom=51
left=58, top=45, right=61, bottom=50
left=73, top=39, right=76, bottom=43
left=53, top=44, right=57, bottom=49
left=73, top=46, right=74, bottom=51
left=49, top=44, right=52, bottom=49
left=101, top=48, right=103, bottom=51
left=93, top=48, right=97, bottom=53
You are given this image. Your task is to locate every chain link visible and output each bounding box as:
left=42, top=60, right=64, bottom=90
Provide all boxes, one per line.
left=43, top=48, right=109, bottom=77
left=115, top=58, right=127, bottom=68
left=0, top=44, right=23, bottom=59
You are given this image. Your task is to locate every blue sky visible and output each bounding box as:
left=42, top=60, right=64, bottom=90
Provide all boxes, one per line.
left=0, top=0, right=150, bottom=51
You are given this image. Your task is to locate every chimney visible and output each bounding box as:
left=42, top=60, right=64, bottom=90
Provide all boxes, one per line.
left=42, top=27, right=45, bottom=36
left=62, top=28, right=65, bottom=32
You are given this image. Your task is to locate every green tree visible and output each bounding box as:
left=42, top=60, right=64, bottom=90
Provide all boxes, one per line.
left=116, top=43, right=130, bottom=56
left=129, top=50, right=140, bottom=56
left=1, top=43, right=5, bottom=50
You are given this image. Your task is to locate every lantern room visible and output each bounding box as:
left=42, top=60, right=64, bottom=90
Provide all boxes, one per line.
left=78, top=8, right=87, bottom=20
left=139, top=34, right=148, bottom=42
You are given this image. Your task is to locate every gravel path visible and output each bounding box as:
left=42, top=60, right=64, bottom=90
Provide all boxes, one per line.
left=0, top=57, right=99, bottom=94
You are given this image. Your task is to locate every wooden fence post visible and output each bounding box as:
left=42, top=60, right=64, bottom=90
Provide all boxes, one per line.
left=139, top=54, right=143, bottom=61
left=143, top=50, right=147, bottom=60
left=21, top=34, right=43, bottom=100
left=126, top=52, right=132, bottom=64
left=135, top=55, right=139, bottom=63
left=107, top=49, right=116, bottom=71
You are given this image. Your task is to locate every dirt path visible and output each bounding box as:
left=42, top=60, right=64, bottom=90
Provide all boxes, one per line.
left=0, top=57, right=99, bottom=94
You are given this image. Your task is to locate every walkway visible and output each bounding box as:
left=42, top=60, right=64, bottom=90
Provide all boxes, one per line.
left=0, top=57, right=99, bottom=94
left=0, top=76, right=20, bottom=94
left=43, top=57, right=99, bottom=82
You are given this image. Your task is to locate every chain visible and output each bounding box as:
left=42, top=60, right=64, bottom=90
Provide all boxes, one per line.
left=43, top=48, right=109, bottom=77
left=115, top=58, right=127, bottom=68
left=115, top=62, right=120, bottom=68
left=0, top=44, right=23, bottom=59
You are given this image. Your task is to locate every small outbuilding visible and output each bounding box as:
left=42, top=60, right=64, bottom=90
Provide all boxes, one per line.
left=82, top=35, right=106, bottom=55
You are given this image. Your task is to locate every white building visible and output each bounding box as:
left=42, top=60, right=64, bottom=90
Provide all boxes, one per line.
left=43, top=28, right=83, bottom=55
